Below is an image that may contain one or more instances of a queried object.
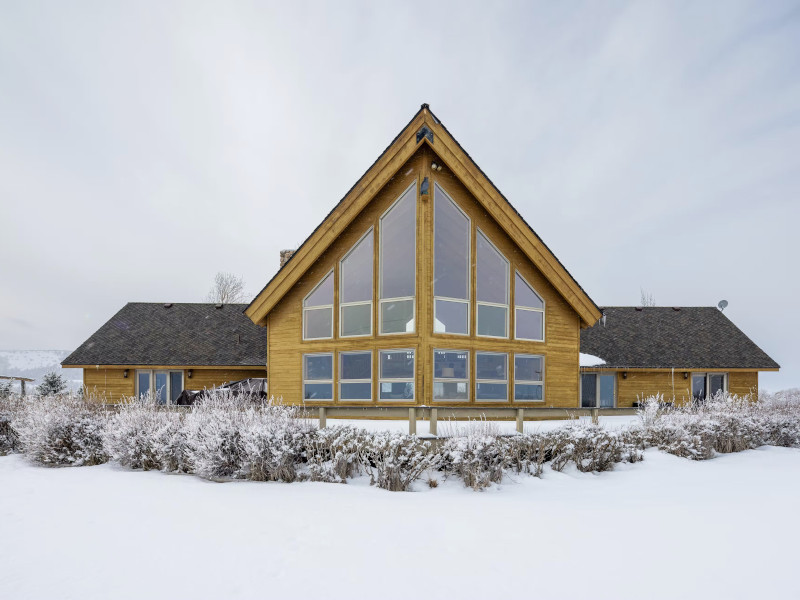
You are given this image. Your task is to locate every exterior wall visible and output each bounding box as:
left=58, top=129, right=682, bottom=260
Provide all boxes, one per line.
left=82, top=367, right=267, bottom=403
left=266, top=146, right=583, bottom=407
left=582, top=369, right=761, bottom=408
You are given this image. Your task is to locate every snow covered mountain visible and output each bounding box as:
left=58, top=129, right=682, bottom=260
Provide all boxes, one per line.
left=0, top=350, right=82, bottom=392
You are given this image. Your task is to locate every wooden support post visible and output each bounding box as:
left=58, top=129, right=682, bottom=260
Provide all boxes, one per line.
left=430, top=408, right=438, bottom=437
left=409, top=407, right=416, bottom=435
left=516, top=408, right=524, bottom=434
left=20, top=380, right=26, bottom=396
left=591, top=408, right=599, bottom=425
left=319, top=407, right=327, bottom=429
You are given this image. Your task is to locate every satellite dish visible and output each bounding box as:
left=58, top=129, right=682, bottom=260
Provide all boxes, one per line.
left=718, top=300, right=728, bottom=311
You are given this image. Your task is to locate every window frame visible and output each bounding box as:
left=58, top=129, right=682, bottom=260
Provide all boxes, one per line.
left=302, top=270, right=334, bottom=341
left=135, top=369, right=184, bottom=405
left=338, top=350, right=372, bottom=402
left=513, top=354, right=545, bottom=403
left=433, top=183, right=471, bottom=337
left=432, top=348, right=470, bottom=403
left=302, top=352, right=334, bottom=401
left=475, top=351, right=508, bottom=403
left=692, top=372, right=728, bottom=401
left=580, top=372, right=616, bottom=408
left=379, top=183, right=417, bottom=336
left=378, top=348, right=415, bottom=402
left=514, top=270, right=545, bottom=342
left=339, top=228, right=374, bottom=339
left=476, top=229, right=510, bottom=339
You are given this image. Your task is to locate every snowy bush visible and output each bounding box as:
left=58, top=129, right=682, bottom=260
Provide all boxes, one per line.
left=362, top=432, right=439, bottom=491
left=305, top=425, right=372, bottom=483
left=14, top=395, right=108, bottom=466
left=441, top=433, right=505, bottom=490
left=0, top=394, right=23, bottom=455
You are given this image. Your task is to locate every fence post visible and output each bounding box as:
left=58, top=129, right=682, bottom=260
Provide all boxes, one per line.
left=409, top=407, right=416, bottom=435
left=430, top=408, right=438, bottom=436
left=591, top=408, right=599, bottom=425
left=516, top=408, right=524, bottom=434
left=319, top=407, right=327, bottom=429
left=20, top=380, right=26, bottom=396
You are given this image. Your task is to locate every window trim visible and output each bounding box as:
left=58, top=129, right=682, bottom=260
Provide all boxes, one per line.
left=513, top=354, right=545, bottom=403
left=433, top=183, right=471, bottom=337
left=339, top=228, right=374, bottom=338
left=338, top=351, right=373, bottom=402
left=475, top=351, right=508, bottom=403
left=378, top=348, right=416, bottom=402
left=302, top=352, right=334, bottom=401
left=580, top=372, right=616, bottom=408
left=514, top=270, right=545, bottom=342
left=379, top=183, right=417, bottom=336
left=302, top=270, right=334, bottom=341
left=135, top=369, right=184, bottom=405
left=433, top=348, right=470, bottom=403
left=476, top=229, right=510, bottom=339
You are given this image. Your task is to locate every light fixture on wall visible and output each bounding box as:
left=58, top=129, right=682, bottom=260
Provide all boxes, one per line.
left=123, top=369, right=129, bottom=378
left=431, top=161, right=442, bottom=172
left=188, top=369, right=193, bottom=379
left=683, top=372, right=689, bottom=379
left=622, top=371, right=627, bottom=379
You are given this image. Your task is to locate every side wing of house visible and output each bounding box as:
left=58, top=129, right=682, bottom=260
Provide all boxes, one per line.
left=247, top=106, right=601, bottom=407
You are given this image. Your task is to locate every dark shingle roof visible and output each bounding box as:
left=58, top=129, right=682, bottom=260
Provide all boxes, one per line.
left=62, top=303, right=266, bottom=367
left=580, top=307, right=779, bottom=370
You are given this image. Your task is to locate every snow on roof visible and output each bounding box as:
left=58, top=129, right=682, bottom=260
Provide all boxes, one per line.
left=579, top=353, right=606, bottom=367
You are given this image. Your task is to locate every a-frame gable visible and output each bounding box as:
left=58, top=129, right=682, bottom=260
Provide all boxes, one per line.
left=246, top=104, right=601, bottom=328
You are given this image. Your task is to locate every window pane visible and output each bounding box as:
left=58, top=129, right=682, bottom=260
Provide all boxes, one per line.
left=581, top=374, right=597, bottom=408
left=434, top=350, right=468, bottom=379
left=515, top=383, right=543, bottom=401
left=476, top=231, right=508, bottom=304
left=341, top=382, right=371, bottom=400
left=434, top=299, right=468, bottom=335
left=692, top=375, right=706, bottom=401
left=434, top=185, right=469, bottom=300
left=476, top=353, right=507, bottom=380
left=341, top=352, right=371, bottom=380
left=599, top=375, right=615, bottom=408
left=305, top=272, right=333, bottom=307
left=516, top=309, right=543, bottom=340
left=304, top=383, right=332, bottom=400
left=515, top=355, right=543, bottom=382
left=380, top=186, right=416, bottom=299
left=477, top=304, right=507, bottom=337
left=379, top=382, right=414, bottom=401
left=709, top=374, right=725, bottom=397
left=434, top=381, right=468, bottom=401
left=170, top=372, right=183, bottom=404
left=137, top=372, right=150, bottom=397
left=304, top=307, right=332, bottom=339
left=477, top=382, right=507, bottom=401
left=380, top=351, right=414, bottom=379
left=381, top=299, right=414, bottom=334
left=304, top=354, right=332, bottom=380
left=515, top=272, right=543, bottom=309
left=341, top=231, right=373, bottom=304
left=155, top=372, right=168, bottom=405
left=341, top=304, right=371, bottom=337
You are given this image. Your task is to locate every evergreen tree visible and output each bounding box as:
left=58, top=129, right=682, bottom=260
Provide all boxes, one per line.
left=37, top=371, right=68, bottom=396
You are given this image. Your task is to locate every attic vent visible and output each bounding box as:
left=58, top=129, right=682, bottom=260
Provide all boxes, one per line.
left=672, top=307, right=681, bottom=311
left=635, top=307, right=643, bottom=311
left=164, top=303, right=173, bottom=308
left=215, top=303, right=223, bottom=309
left=416, top=125, right=433, bottom=144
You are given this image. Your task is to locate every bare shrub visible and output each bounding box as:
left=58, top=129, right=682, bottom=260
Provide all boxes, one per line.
left=305, top=425, right=372, bottom=483
left=0, top=394, right=23, bottom=455
left=441, top=433, right=505, bottom=490
left=362, top=432, right=439, bottom=492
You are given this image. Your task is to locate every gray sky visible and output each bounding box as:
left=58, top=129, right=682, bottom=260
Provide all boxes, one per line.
left=1, top=1, right=798, bottom=390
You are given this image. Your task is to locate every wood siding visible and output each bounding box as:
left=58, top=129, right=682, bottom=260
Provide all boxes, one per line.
left=266, top=146, right=583, bottom=407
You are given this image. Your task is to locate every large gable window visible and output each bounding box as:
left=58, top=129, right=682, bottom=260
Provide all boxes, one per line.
left=476, top=230, right=509, bottom=338
left=476, top=352, right=508, bottom=402
left=433, top=184, right=470, bottom=335
left=303, top=271, right=334, bottom=340
left=379, top=349, right=415, bottom=401
left=433, top=349, right=469, bottom=401
left=515, top=271, right=544, bottom=341
left=340, top=351, right=372, bottom=401
left=379, top=184, right=417, bottom=334
left=340, top=229, right=373, bottom=337
left=303, top=353, right=333, bottom=400
left=514, top=355, right=543, bottom=402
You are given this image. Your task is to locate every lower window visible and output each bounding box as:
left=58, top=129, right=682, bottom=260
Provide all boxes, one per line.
left=136, top=370, right=184, bottom=404
left=581, top=373, right=615, bottom=408
left=692, top=373, right=727, bottom=401
left=476, top=352, right=508, bottom=401
left=303, top=353, right=333, bottom=400
left=379, top=349, right=415, bottom=401
left=433, top=349, right=469, bottom=401
left=514, top=355, right=544, bottom=402
left=339, top=351, right=372, bottom=401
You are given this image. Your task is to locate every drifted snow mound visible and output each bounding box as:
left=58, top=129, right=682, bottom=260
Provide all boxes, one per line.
left=579, top=353, right=606, bottom=367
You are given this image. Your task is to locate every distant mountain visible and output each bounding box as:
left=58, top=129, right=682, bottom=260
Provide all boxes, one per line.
left=0, top=350, right=82, bottom=393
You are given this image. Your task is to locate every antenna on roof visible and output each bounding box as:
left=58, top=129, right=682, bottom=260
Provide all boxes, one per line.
left=718, top=299, right=728, bottom=312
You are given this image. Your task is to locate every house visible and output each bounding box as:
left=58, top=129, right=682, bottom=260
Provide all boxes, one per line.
left=578, top=307, right=780, bottom=407
left=63, top=105, right=779, bottom=408
left=61, top=303, right=266, bottom=402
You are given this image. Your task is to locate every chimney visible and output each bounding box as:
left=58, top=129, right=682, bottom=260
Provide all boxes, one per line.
left=279, top=249, right=296, bottom=268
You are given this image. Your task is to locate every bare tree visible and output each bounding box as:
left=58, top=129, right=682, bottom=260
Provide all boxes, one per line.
left=640, top=288, right=656, bottom=307
left=206, top=272, right=247, bottom=304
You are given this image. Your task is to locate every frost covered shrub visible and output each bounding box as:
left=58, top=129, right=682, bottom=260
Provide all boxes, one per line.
left=0, top=394, right=23, bottom=455
left=362, top=432, right=438, bottom=492
left=441, top=433, right=505, bottom=490
left=15, top=395, right=108, bottom=466
left=501, top=433, right=550, bottom=477
left=565, top=423, right=643, bottom=472
left=305, top=425, right=372, bottom=483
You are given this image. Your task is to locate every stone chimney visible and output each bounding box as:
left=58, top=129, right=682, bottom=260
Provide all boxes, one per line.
left=279, top=249, right=296, bottom=268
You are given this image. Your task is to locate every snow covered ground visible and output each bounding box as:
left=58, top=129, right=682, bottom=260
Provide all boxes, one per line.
left=2, top=446, right=799, bottom=600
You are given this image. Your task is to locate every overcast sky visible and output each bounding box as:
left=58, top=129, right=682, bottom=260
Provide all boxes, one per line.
left=1, top=1, right=798, bottom=389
